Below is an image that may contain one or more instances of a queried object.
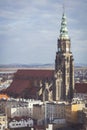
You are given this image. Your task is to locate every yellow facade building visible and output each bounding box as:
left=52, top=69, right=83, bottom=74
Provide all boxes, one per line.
left=65, top=103, right=85, bottom=124
left=0, top=113, right=7, bottom=130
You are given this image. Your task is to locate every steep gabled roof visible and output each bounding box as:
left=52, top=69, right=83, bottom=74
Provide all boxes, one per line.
left=14, top=69, right=54, bottom=79
left=6, top=79, right=31, bottom=94
left=4, top=69, right=54, bottom=98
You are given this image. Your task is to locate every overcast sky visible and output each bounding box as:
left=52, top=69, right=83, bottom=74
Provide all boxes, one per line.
left=0, top=0, right=87, bottom=65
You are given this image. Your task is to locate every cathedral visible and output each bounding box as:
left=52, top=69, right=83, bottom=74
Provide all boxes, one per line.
left=5, top=12, right=75, bottom=102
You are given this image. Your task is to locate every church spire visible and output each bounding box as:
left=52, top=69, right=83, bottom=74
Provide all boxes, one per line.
left=59, top=11, right=69, bottom=39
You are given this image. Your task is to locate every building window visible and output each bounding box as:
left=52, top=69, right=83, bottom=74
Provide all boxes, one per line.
left=3, top=118, right=5, bottom=121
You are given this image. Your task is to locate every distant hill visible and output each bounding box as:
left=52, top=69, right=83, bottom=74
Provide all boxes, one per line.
left=0, top=63, right=87, bottom=69
left=75, top=63, right=87, bottom=67
left=0, top=63, right=54, bottom=69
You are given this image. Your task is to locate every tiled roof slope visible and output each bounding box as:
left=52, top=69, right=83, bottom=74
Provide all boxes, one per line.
left=0, top=94, right=9, bottom=99
left=75, top=83, right=87, bottom=93
left=14, top=69, right=54, bottom=79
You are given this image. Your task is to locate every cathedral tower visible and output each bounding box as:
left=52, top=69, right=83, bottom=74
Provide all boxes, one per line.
left=54, top=12, right=74, bottom=101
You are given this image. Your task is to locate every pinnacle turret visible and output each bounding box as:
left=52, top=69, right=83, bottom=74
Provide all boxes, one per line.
left=59, top=13, right=69, bottom=39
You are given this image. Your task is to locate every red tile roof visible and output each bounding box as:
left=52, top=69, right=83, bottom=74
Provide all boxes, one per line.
left=75, top=83, right=87, bottom=93
left=4, top=69, right=54, bottom=98
left=0, top=94, right=9, bottom=99
left=14, top=69, right=54, bottom=79
left=6, top=79, right=32, bottom=94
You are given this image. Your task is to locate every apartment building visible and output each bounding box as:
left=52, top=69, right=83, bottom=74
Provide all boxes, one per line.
left=0, top=113, right=7, bottom=130
left=65, top=102, right=85, bottom=124
left=9, top=116, right=33, bottom=129
left=33, top=102, right=66, bottom=125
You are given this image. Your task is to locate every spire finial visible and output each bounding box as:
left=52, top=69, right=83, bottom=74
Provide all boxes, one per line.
left=59, top=5, right=69, bottom=40
left=63, top=3, right=65, bottom=14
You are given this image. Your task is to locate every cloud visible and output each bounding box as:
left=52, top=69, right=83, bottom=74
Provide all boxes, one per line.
left=0, top=0, right=87, bottom=64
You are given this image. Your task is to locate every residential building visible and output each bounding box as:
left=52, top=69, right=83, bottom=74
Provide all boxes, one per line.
left=83, top=107, right=87, bottom=130
left=33, top=102, right=66, bottom=126
left=9, top=116, right=33, bottom=129
left=6, top=99, right=42, bottom=118
left=65, top=102, right=85, bottom=124
left=0, top=100, right=7, bottom=113
left=27, top=99, right=42, bottom=118
left=33, top=103, right=44, bottom=125
left=0, top=113, right=7, bottom=130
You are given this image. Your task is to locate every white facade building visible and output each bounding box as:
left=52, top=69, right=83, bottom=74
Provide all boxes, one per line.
left=9, top=117, right=33, bottom=128
left=5, top=99, right=42, bottom=118
left=0, top=113, right=7, bottom=130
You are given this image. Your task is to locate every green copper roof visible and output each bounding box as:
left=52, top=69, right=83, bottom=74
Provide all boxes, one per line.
left=59, top=13, right=69, bottom=39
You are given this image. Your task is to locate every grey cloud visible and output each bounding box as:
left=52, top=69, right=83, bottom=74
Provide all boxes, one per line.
left=0, top=0, right=87, bottom=64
